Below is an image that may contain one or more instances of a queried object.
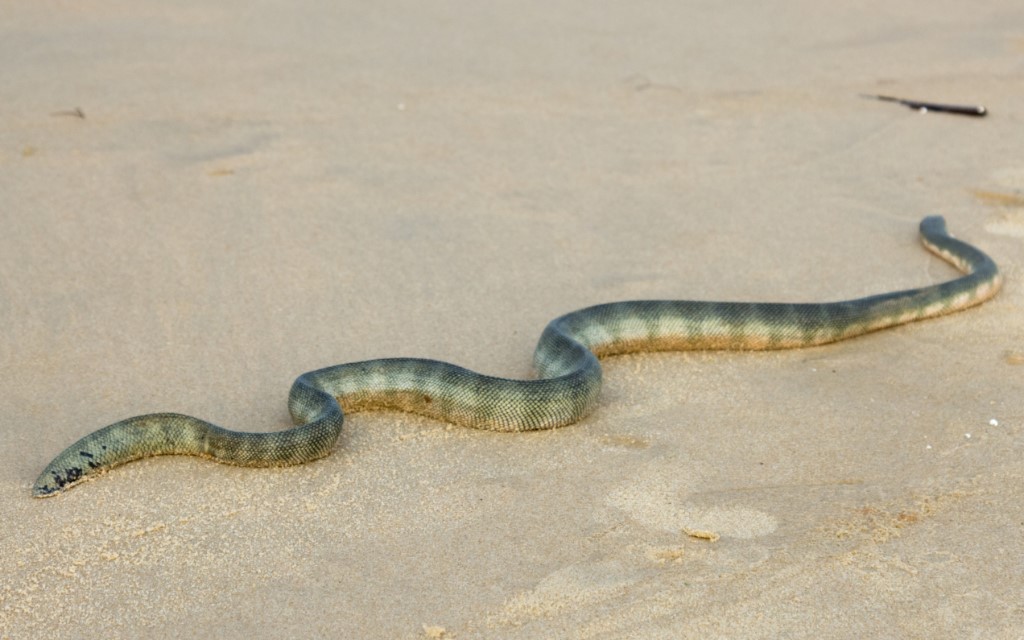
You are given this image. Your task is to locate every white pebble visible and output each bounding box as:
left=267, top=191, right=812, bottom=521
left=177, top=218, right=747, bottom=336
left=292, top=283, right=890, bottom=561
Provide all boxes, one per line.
left=989, top=419, right=999, bottom=427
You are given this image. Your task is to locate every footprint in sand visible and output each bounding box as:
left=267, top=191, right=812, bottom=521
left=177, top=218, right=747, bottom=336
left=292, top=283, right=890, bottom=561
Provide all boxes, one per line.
left=489, top=460, right=778, bottom=631
left=604, top=459, right=777, bottom=539
left=974, top=167, right=1024, bottom=238
left=494, top=560, right=642, bottom=626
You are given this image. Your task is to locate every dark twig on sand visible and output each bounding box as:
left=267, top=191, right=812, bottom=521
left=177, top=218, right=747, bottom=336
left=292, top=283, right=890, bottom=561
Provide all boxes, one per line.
left=860, top=94, right=987, bottom=117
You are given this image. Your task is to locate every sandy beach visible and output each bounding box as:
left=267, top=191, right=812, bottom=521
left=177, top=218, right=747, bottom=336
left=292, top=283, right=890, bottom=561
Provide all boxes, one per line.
left=2, top=1, right=1022, bottom=637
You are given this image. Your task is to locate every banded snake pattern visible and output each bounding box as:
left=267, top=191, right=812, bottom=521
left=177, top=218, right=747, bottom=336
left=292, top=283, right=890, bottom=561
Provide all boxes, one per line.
left=33, top=216, right=1001, bottom=497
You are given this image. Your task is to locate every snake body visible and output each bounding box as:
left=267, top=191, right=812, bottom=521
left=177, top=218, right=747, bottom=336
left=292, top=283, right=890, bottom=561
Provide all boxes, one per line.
left=33, top=217, right=1001, bottom=497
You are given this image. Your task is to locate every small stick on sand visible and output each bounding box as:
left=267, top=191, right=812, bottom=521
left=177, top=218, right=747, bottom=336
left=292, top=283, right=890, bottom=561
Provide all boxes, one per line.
left=859, top=94, right=987, bottom=117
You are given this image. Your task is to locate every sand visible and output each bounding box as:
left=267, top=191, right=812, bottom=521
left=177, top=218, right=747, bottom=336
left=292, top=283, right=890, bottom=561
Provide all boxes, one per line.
left=2, top=1, right=1022, bottom=637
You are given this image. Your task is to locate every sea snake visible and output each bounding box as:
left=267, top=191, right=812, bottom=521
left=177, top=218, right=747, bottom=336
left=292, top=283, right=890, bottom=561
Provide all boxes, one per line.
left=33, top=216, right=1001, bottom=497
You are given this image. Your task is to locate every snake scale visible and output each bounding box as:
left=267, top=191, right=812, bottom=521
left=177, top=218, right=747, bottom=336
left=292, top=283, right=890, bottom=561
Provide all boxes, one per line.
left=33, top=216, right=1001, bottom=497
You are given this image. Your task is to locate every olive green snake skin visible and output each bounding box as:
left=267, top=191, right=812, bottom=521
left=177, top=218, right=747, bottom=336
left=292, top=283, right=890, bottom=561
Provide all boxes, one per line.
left=33, top=216, right=1001, bottom=497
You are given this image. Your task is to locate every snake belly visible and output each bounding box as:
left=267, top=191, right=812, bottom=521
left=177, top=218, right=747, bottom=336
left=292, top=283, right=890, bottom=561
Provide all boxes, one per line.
left=32, top=216, right=1001, bottom=497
